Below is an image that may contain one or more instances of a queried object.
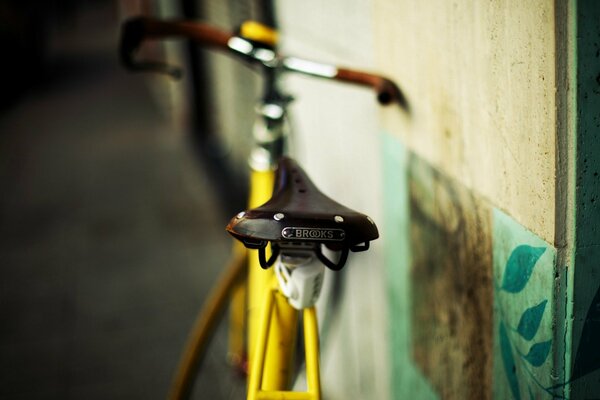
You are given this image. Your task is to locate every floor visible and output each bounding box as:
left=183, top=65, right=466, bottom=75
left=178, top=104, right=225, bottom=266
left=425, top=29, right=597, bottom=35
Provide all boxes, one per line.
left=0, top=4, right=245, bottom=399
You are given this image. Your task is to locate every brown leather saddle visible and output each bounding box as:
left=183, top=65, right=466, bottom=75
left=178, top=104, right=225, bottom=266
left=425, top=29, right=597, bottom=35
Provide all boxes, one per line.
left=226, top=157, right=379, bottom=270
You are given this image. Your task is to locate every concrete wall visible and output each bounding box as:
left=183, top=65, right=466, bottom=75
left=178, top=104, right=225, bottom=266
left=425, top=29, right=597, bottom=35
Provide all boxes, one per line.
left=374, top=0, right=557, bottom=243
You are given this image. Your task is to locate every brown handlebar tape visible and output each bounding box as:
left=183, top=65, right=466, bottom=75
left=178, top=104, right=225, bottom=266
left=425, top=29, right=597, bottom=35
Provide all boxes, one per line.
left=140, top=18, right=233, bottom=49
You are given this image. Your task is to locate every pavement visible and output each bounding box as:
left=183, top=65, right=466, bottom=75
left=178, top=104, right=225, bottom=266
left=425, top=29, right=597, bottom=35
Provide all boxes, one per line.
left=0, top=3, right=245, bottom=399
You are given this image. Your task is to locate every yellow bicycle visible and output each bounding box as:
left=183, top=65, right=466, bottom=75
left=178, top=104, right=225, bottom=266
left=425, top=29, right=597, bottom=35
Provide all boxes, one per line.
left=120, top=17, right=402, bottom=400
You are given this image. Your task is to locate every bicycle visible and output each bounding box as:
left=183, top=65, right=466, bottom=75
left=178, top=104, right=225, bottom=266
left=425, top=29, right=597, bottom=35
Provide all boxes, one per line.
left=120, top=16, right=404, bottom=400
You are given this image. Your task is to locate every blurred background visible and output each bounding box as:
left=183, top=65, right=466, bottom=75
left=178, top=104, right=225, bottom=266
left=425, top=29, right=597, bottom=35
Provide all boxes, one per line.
left=1, top=0, right=393, bottom=396
left=0, top=0, right=272, bottom=398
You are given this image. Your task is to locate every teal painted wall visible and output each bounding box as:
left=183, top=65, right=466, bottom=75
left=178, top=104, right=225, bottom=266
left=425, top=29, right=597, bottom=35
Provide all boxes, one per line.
left=383, top=133, right=439, bottom=400
left=384, top=134, right=569, bottom=399
left=570, top=0, right=600, bottom=397
left=384, top=133, right=496, bottom=398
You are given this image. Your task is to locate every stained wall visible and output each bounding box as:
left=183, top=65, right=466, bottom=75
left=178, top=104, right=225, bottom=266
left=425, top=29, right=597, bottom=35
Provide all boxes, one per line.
left=373, top=1, right=568, bottom=399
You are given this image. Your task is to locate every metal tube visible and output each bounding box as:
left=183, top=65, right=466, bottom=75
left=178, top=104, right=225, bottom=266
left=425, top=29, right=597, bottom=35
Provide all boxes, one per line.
left=248, top=287, right=275, bottom=400
left=303, top=307, right=321, bottom=399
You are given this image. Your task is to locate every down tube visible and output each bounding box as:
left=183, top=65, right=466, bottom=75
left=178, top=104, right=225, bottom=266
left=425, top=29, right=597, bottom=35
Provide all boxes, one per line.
left=247, top=169, right=299, bottom=390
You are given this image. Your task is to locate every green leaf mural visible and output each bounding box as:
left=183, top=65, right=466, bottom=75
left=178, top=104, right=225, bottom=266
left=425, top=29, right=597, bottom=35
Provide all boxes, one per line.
left=494, top=212, right=558, bottom=398
left=500, top=322, right=521, bottom=400
left=517, top=300, right=548, bottom=341
left=523, top=340, right=552, bottom=367
left=501, top=245, right=546, bottom=293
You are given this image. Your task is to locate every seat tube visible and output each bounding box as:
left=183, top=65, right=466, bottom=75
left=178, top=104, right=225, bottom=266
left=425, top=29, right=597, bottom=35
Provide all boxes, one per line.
left=247, top=167, right=274, bottom=364
left=304, top=307, right=322, bottom=398
left=247, top=168, right=299, bottom=391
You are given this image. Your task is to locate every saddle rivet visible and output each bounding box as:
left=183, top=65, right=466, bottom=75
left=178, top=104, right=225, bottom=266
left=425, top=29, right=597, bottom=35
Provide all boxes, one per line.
left=274, top=213, right=285, bottom=221
left=334, top=215, right=344, bottom=223
left=236, top=211, right=246, bottom=219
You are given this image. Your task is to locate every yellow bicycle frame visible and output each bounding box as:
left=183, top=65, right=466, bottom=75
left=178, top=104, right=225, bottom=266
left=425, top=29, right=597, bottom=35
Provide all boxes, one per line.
left=242, top=168, right=322, bottom=400
left=169, top=168, right=322, bottom=400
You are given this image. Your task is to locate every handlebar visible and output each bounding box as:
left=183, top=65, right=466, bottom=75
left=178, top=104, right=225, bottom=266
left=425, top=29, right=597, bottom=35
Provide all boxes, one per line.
left=120, top=17, right=404, bottom=106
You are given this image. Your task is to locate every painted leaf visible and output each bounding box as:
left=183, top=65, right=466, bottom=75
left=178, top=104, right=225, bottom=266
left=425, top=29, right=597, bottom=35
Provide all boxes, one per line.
left=523, top=340, right=552, bottom=367
left=571, top=284, right=600, bottom=380
left=528, top=386, right=534, bottom=400
left=517, top=300, right=548, bottom=341
left=501, top=245, right=546, bottom=293
left=500, top=322, right=521, bottom=400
